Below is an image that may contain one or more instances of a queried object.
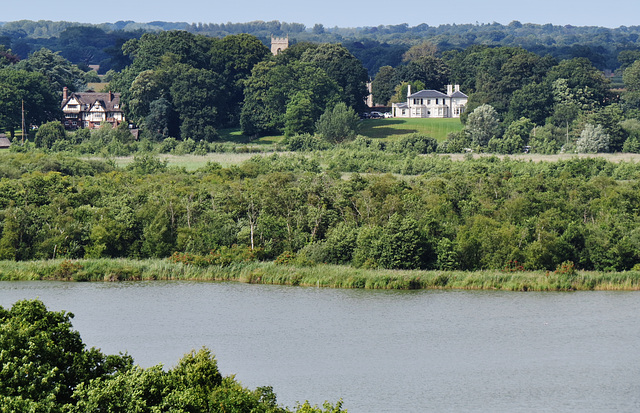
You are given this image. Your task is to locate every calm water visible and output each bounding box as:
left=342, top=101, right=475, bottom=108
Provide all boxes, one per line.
left=1, top=281, right=639, bottom=412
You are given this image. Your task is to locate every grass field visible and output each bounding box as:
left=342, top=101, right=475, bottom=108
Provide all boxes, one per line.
left=216, top=118, right=464, bottom=146
left=358, top=118, right=464, bottom=141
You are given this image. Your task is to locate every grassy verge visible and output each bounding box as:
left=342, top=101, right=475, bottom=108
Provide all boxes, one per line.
left=1, top=259, right=639, bottom=291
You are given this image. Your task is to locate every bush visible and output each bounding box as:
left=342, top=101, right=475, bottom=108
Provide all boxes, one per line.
left=284, top=134, right=331, bottom=151
left=554, top=260, right=576, bottom=276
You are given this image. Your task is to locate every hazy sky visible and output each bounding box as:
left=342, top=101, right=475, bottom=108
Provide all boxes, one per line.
left=2, top=0, right=639, bottom=29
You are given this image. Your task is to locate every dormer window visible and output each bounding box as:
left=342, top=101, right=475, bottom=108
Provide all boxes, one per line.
left=114, top=104, right=119, bottom=109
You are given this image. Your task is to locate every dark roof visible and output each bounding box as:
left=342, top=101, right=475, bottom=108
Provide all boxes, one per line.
left=409, top=90, right=448, bottom=99
left=62, top=91, right=122, bottom=112
left=450, top=91, right=468, bottom=98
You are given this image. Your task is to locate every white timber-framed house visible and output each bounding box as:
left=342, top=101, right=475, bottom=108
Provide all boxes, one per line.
left=392, top=84, right=467, bottom=118
left=60, top=87, right=125, bottom=129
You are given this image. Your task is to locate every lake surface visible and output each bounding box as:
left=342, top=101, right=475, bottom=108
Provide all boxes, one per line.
left=1, top=281, right=639, bottom=412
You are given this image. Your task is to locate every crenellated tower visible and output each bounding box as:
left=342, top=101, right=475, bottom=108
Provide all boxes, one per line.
left=271, top=36, right=289, bottom=55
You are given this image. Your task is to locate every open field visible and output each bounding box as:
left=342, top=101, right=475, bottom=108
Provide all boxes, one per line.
left=1, top=259, right=639, bottom=291
left=113, top=153, right=269, bottom=170
left=444, top=152, right=640, bottom=163
left=109, top=151, right=640, bottom=171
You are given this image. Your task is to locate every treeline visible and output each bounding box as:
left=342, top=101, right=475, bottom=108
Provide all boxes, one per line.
left=0, top=299, right=344, bottom=412
left=372, top=45, right=640, bottom=155
left=4, top=19, right=640, bottom=74
left=5, top=24, right=640, bottom=156
left=106, top=31, right=368, bottom=141
left=1, top=152, right=640, bottom=272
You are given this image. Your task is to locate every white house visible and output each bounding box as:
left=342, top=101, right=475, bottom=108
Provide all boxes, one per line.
left=392, top=84, right=467, bottom=118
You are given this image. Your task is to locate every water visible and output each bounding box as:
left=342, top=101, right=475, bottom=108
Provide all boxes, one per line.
left=1, top=280, right=639, bottom=412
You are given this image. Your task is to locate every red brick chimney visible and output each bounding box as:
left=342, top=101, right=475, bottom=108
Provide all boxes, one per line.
left=63, top=87, right=68, bottom=101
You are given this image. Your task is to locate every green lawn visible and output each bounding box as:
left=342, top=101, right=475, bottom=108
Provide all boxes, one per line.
left=216, top=118, right=463, bottom=146
left=358, top=118, right=463, bottom=141
left=218, top=127, right=284, bottom=146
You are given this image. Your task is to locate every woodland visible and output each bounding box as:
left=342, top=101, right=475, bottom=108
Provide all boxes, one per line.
left=3, top=19, right=640, bottom=411
left=1, top=20, right=640, bottom=272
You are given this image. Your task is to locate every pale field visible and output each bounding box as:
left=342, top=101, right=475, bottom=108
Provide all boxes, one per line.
left=110, top=151, right=640, bottom=171
left=113, top=152, right=274, bottom=170
left=441, top=153, right=640, bottom=163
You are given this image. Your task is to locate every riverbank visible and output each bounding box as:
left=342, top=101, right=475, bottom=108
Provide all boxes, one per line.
left=1, top=259, right=640, bottom=291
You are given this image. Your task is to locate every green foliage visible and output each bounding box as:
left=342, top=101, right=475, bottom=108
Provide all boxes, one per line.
left=576, top=123, right=610, bottom=153
left=315, top=102, right=360, bottom=144
left=35, top=121, right=67, bottom=149
left=388, top=133, right=438, bottom=154
left=488, top=117, right=533, bottom=154
left=125, top=153, right=168, bottom=174
left=283, top=134, right=332, bottom=151
left=15, top=47, right=87, bottom=93
left=0, top=299, right=133, bottom=407
left=371, top=65, right=395, bottom=105
left=0, top=68, right=59, bottom=132
left=0, top=299, right=344, bottom=411
left=284, top=91, right=315, bottom=137
left=465, top=104, right=500, bottom=147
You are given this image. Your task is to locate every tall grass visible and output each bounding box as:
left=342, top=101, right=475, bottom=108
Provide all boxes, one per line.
left=1, top=259, right=640, bottom=291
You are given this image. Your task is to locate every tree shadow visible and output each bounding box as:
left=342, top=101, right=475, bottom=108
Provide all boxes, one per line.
left=360, top=119, right=419, bottom=139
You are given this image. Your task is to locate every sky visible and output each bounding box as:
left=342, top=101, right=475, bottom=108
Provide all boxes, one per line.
left=2, top=0, right=640, bottom=29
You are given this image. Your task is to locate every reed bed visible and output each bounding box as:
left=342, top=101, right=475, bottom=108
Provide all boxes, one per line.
left=1, top=259, right=640, bottom=291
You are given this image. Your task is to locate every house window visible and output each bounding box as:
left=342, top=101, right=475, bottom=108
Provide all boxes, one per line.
left=427, top=99, right=431, bottom=105
left=435, top=99, right=439, bottom=105
left=401, top=109, right=406, bottom=115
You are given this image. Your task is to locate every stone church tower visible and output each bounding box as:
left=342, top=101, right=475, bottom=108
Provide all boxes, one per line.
left=271, top=36, right=289, bottom=55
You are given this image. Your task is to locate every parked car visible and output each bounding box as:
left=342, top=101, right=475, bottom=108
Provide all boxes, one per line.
left=369, top=111, right=383, bottom=118
left=384, top=112, right=393, bottom=118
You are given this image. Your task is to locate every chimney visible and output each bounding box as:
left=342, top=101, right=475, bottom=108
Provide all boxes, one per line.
left=455, top=84, right=460, bottom=92
left=108, top=91, right=113, bottom=102
left=447, top=84, right=453, bottom=95
left=63, top=87, right=68, bottom=101
left=407, top=84, right=411, bottom=99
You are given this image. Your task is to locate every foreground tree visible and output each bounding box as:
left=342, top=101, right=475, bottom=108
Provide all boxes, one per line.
left=576, top=123, right=610, bottom=153
left=465, top=104, right=500, bottom=147
left=315, top=102, right=360, bottom=144
left=0, top=299, right=133, bottom=409
left=35, top=120, right=67, bottom=148
left=1, top=299, right=345, bottom=413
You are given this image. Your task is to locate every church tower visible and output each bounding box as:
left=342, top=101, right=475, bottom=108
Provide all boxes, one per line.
left=271, top=36, right=289, bottom=55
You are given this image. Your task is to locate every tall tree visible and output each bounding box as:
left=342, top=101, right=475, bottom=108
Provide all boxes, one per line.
left=371, top=65, right=396, bottom=106
left=0, top=68, right=59, bottom=134
left=315, top=102, right=360, bottom=144
left=15, top=48, right=86, bottom=95
left=465, top=104, right=500, bottom=147
left=300, top=43, right=369, bottom=113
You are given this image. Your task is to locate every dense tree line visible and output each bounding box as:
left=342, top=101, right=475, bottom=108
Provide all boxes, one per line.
left=4, top=19, right=640, bottom=76
left=4, top=22, right=640, bottom=156
left=1, top=153, right=640, bottom=272
left=0, top=299, right=344, bottom=412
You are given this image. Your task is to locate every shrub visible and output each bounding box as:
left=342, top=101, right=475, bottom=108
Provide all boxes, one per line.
left=554, top=260, right=576, bottom=276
